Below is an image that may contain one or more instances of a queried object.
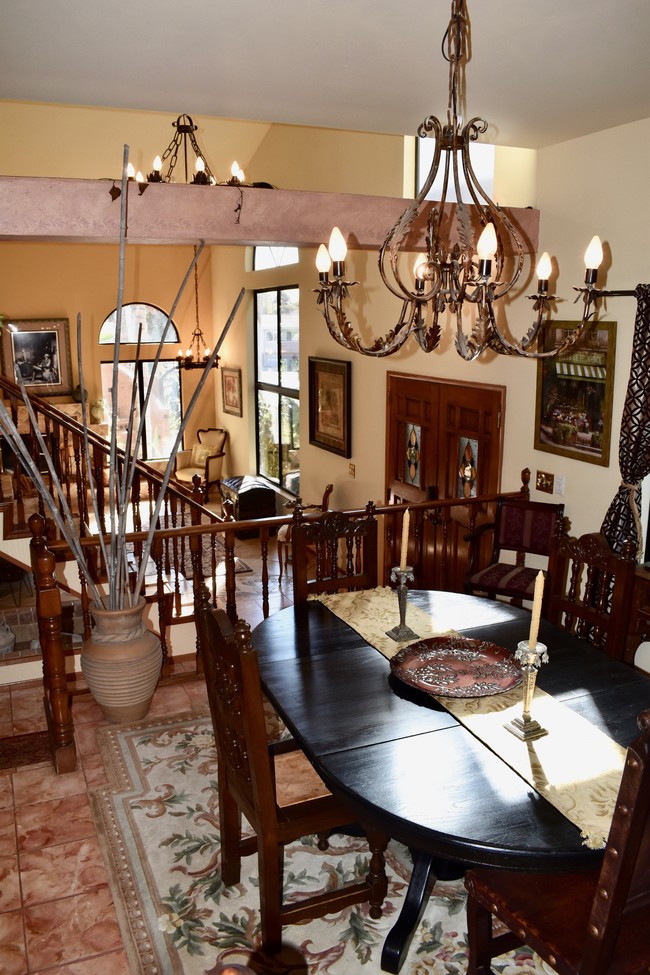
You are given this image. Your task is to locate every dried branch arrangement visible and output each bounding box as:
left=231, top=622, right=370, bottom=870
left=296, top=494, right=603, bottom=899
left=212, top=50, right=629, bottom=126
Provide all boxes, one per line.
left=0, top=146, right=243, bottom=610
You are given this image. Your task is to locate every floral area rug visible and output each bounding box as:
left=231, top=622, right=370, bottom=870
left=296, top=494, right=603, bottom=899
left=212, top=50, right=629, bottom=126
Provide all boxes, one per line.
left=89, top=709, right=553, bottom=975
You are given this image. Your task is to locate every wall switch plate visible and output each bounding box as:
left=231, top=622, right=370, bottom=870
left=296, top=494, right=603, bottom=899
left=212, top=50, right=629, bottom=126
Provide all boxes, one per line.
left=555, top=474, right=566, bottom=496
left=348, top=463, right=356, bottom=478
left=536, top=470, right=554, bottom=494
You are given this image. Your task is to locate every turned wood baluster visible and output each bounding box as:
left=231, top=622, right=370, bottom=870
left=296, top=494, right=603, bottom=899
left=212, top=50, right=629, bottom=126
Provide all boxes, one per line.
left=29, top=512, right=76, bottom=774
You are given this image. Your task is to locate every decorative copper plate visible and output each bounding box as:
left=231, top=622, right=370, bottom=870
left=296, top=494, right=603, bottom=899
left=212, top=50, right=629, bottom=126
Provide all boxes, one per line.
left=390, top=636, right=522, bottom=698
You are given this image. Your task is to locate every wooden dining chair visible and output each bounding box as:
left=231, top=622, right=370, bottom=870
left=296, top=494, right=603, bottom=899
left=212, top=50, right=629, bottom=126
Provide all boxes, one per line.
left=277, top=482, right=333, bottom=581
left=545, top=531, right=637, bottom=661
left=465, top=497, right=566, bottom=609
left=464, top=708, right=650, bottom=975
left=201, top=607, right=388, bottom=952
left=291, top=502, right=378, bottom=603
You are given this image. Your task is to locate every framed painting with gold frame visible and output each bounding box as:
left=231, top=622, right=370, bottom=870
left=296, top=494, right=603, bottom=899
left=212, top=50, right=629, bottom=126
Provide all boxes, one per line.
left=308, top=357, right=351, bottom=458
left=534, top=321, right=616, bottom=466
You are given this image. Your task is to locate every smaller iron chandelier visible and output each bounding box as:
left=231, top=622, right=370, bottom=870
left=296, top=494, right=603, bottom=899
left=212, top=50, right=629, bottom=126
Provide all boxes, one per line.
left=179, top=247, right=219, bottom=370
left=315, top=0, right=633, bottom=361
left=149, top=114, right=217, bottom=184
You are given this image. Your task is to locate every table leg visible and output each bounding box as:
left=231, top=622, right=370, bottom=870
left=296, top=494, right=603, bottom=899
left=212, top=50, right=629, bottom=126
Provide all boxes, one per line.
left=380, top=851, right=466, bottom=973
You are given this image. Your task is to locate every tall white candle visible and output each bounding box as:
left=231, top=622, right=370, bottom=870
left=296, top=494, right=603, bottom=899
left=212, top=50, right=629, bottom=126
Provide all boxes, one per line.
left=528, top=570, right=545, bottom=649
left=400, top=509, right=410, bottom=571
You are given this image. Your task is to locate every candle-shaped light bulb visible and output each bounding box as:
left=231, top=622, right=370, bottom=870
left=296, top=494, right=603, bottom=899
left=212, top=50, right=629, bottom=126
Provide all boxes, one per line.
left=316, top=243, right=332, bottom=275
left=477, top=222, right=497, bottom=261
left=126, top=162, right=135, bottom=179
left=399, top=509, right=410, bottom=571
left=328, top=227, right=347, bottom=262
left=584, top=235, right=603, bottom=271
left=237, top=167, right=245, bottom=183
left=231, top=161, right=240, bottom=179
left=196, top=157, right=205, bottom=173
left=178, top=348, right=183, bottom=358
left=135, top=170, right=145, bottom=184
left=153, top=155, right=162, bottom=173
left=204, top=347, right=210, bottom=358
left=528, top=570, right=545, bottom=650
left=414, top=254, right=427, bottom=293
left=583, top=235, right=603, bottom=286
left=536, top=251, right=552, bottom=293
left=477, top=222, right=497, bottom=278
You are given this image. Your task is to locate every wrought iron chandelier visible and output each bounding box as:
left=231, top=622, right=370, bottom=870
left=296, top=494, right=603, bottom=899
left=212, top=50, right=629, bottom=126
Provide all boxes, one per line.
left=315, top=0, right=632, bottom=360
left=180, top=246, right=219, bottom=370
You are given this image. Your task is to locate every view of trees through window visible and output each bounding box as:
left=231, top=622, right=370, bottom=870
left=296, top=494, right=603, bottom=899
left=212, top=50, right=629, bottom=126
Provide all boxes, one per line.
left=255, top=286, right=300, bottom=494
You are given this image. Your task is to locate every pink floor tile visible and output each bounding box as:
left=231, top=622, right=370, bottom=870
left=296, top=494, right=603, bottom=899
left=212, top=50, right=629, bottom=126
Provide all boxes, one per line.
left=31, top=949, right=133, bottom=974
left=24, top=886, right=122, bottom=970
left=0, top=908, right=28, bottom=975
left=146, top=682, right=196, bottom=716
left=20, top=836, right=108, bottom=906
left=16, top=793, right=94, bottom=852
left=12, top=767, right=87, bottom=808
left=0, top=854, right=21, bottom=912
left=0, top=806, right=17, bottom=856
left=73, top=722, right=102, bottom=759
left=0, top=773, right=14, bottom=810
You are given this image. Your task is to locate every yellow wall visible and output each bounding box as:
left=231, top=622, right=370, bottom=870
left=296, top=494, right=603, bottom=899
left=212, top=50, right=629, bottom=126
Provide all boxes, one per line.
left=1, top=99, right=649, bottom=546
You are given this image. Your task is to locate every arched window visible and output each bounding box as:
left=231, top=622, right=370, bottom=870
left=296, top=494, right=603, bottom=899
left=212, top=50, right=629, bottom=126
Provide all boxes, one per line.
left=99, top=303, right=182, bottom=460
left=98, top=302, right=180, bottom=344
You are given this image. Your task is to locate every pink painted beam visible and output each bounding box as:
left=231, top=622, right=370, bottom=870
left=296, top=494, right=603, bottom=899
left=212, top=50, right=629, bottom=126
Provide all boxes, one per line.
left=0, top=176, right=539, bottom=254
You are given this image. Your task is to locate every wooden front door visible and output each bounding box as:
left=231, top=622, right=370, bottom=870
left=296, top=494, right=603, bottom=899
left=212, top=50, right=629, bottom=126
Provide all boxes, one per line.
left=385, top=372, right=505, bottom=586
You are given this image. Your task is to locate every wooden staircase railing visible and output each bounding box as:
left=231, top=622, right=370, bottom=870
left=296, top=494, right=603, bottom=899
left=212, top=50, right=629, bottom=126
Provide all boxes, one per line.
left=26, top=465, right=530, bottom=773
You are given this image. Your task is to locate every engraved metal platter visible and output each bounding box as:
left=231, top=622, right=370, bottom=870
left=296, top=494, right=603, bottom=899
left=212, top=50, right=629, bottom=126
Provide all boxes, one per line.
left=390, top=636, right=522, bottom=698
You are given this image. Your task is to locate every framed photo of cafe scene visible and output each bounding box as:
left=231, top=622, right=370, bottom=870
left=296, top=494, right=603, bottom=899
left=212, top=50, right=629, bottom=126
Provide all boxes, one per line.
left=534, top=321, right=616, bottom=467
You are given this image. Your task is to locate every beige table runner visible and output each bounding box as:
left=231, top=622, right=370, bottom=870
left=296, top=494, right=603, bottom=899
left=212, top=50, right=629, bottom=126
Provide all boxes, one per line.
left=313, top=588, right=626, bottom=848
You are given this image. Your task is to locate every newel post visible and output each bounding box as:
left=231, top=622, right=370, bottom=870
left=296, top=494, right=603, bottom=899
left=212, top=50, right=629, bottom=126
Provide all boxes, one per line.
left=29, top=513, right=77, bottom=774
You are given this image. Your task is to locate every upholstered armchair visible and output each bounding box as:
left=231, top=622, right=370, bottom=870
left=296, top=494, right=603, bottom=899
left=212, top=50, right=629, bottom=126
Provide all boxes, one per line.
left=173, top=427, right=228, bottom=500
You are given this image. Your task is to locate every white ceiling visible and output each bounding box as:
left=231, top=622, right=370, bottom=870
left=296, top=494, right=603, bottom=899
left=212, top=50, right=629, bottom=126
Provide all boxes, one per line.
left=1, top=0, right=648, bottom=150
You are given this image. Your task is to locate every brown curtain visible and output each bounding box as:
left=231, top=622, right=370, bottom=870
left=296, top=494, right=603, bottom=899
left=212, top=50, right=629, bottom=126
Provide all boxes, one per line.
left=601, top=283, right=650, bottom=559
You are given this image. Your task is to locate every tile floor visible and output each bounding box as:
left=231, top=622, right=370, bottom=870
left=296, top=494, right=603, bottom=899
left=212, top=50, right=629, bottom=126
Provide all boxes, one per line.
left=0, top=536, right=295, bottom=974
left=0, top=674, right=211, bottom=975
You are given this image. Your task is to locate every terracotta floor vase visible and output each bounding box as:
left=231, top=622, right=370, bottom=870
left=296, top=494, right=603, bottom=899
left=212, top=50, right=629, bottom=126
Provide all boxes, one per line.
left=80, top=596, right=162, bottom=723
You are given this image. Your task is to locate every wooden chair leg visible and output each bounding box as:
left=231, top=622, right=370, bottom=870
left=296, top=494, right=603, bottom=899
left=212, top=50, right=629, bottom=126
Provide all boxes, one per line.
left=219, top=775, right=243, bottom=887
left=466, top=892, right=497, bottom=975
left=278, top=539, right=285, bottom=581
left=258, top=834, right=284, bottom=952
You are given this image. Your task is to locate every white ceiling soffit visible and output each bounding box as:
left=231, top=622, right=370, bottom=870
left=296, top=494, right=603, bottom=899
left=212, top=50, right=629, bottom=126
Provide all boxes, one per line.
left=1, top=0, right=648, bottom=150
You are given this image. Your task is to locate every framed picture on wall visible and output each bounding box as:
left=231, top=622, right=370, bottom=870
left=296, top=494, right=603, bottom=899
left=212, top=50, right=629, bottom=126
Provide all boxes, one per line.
left=1, top=318, right=72, bottom=396
left=534, top=321, right=616, bottom=466
left=221, top=366, right=243, bottom=416
left=308, top=356, right=351, bottom=458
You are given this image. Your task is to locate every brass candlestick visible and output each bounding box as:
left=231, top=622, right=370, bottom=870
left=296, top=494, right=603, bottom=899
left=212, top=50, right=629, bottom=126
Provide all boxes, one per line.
left=505, top=640, right=549, bottom=741
left=386, top=567, right=420, bottom=642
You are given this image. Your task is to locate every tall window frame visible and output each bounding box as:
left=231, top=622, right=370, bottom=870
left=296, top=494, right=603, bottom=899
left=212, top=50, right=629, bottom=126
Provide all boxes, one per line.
left=254, top=285, right=300, bottom=494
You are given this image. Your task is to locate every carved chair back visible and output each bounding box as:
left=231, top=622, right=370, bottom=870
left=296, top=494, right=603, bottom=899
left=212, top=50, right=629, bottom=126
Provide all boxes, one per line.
left=201, top=606, right=388, bottom=950
left=291, top=502, right=378, bottom=602
left=546, top=531, right=637, bottom=659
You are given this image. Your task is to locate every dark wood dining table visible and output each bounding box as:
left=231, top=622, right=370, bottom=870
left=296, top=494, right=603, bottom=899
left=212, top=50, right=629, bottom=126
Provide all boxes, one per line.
left=252, top=590, right=650, bottom=973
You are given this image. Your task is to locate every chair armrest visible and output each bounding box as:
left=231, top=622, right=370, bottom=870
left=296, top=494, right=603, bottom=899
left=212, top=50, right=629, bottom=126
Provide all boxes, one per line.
left=174, top=449, right=193, bottom=472
left=205, top=452, right=225, bottom=483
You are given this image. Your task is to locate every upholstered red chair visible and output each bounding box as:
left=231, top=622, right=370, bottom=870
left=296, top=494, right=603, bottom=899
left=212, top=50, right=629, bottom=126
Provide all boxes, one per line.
left=465, top=498, right=565, bottom=608
left=545, top=531, right=637, bottom=660
left=464, top=709, right=650, bottom=975
left=201, top=607, right=388, bottom=952
left=291, top=503, right=378, bottom=603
